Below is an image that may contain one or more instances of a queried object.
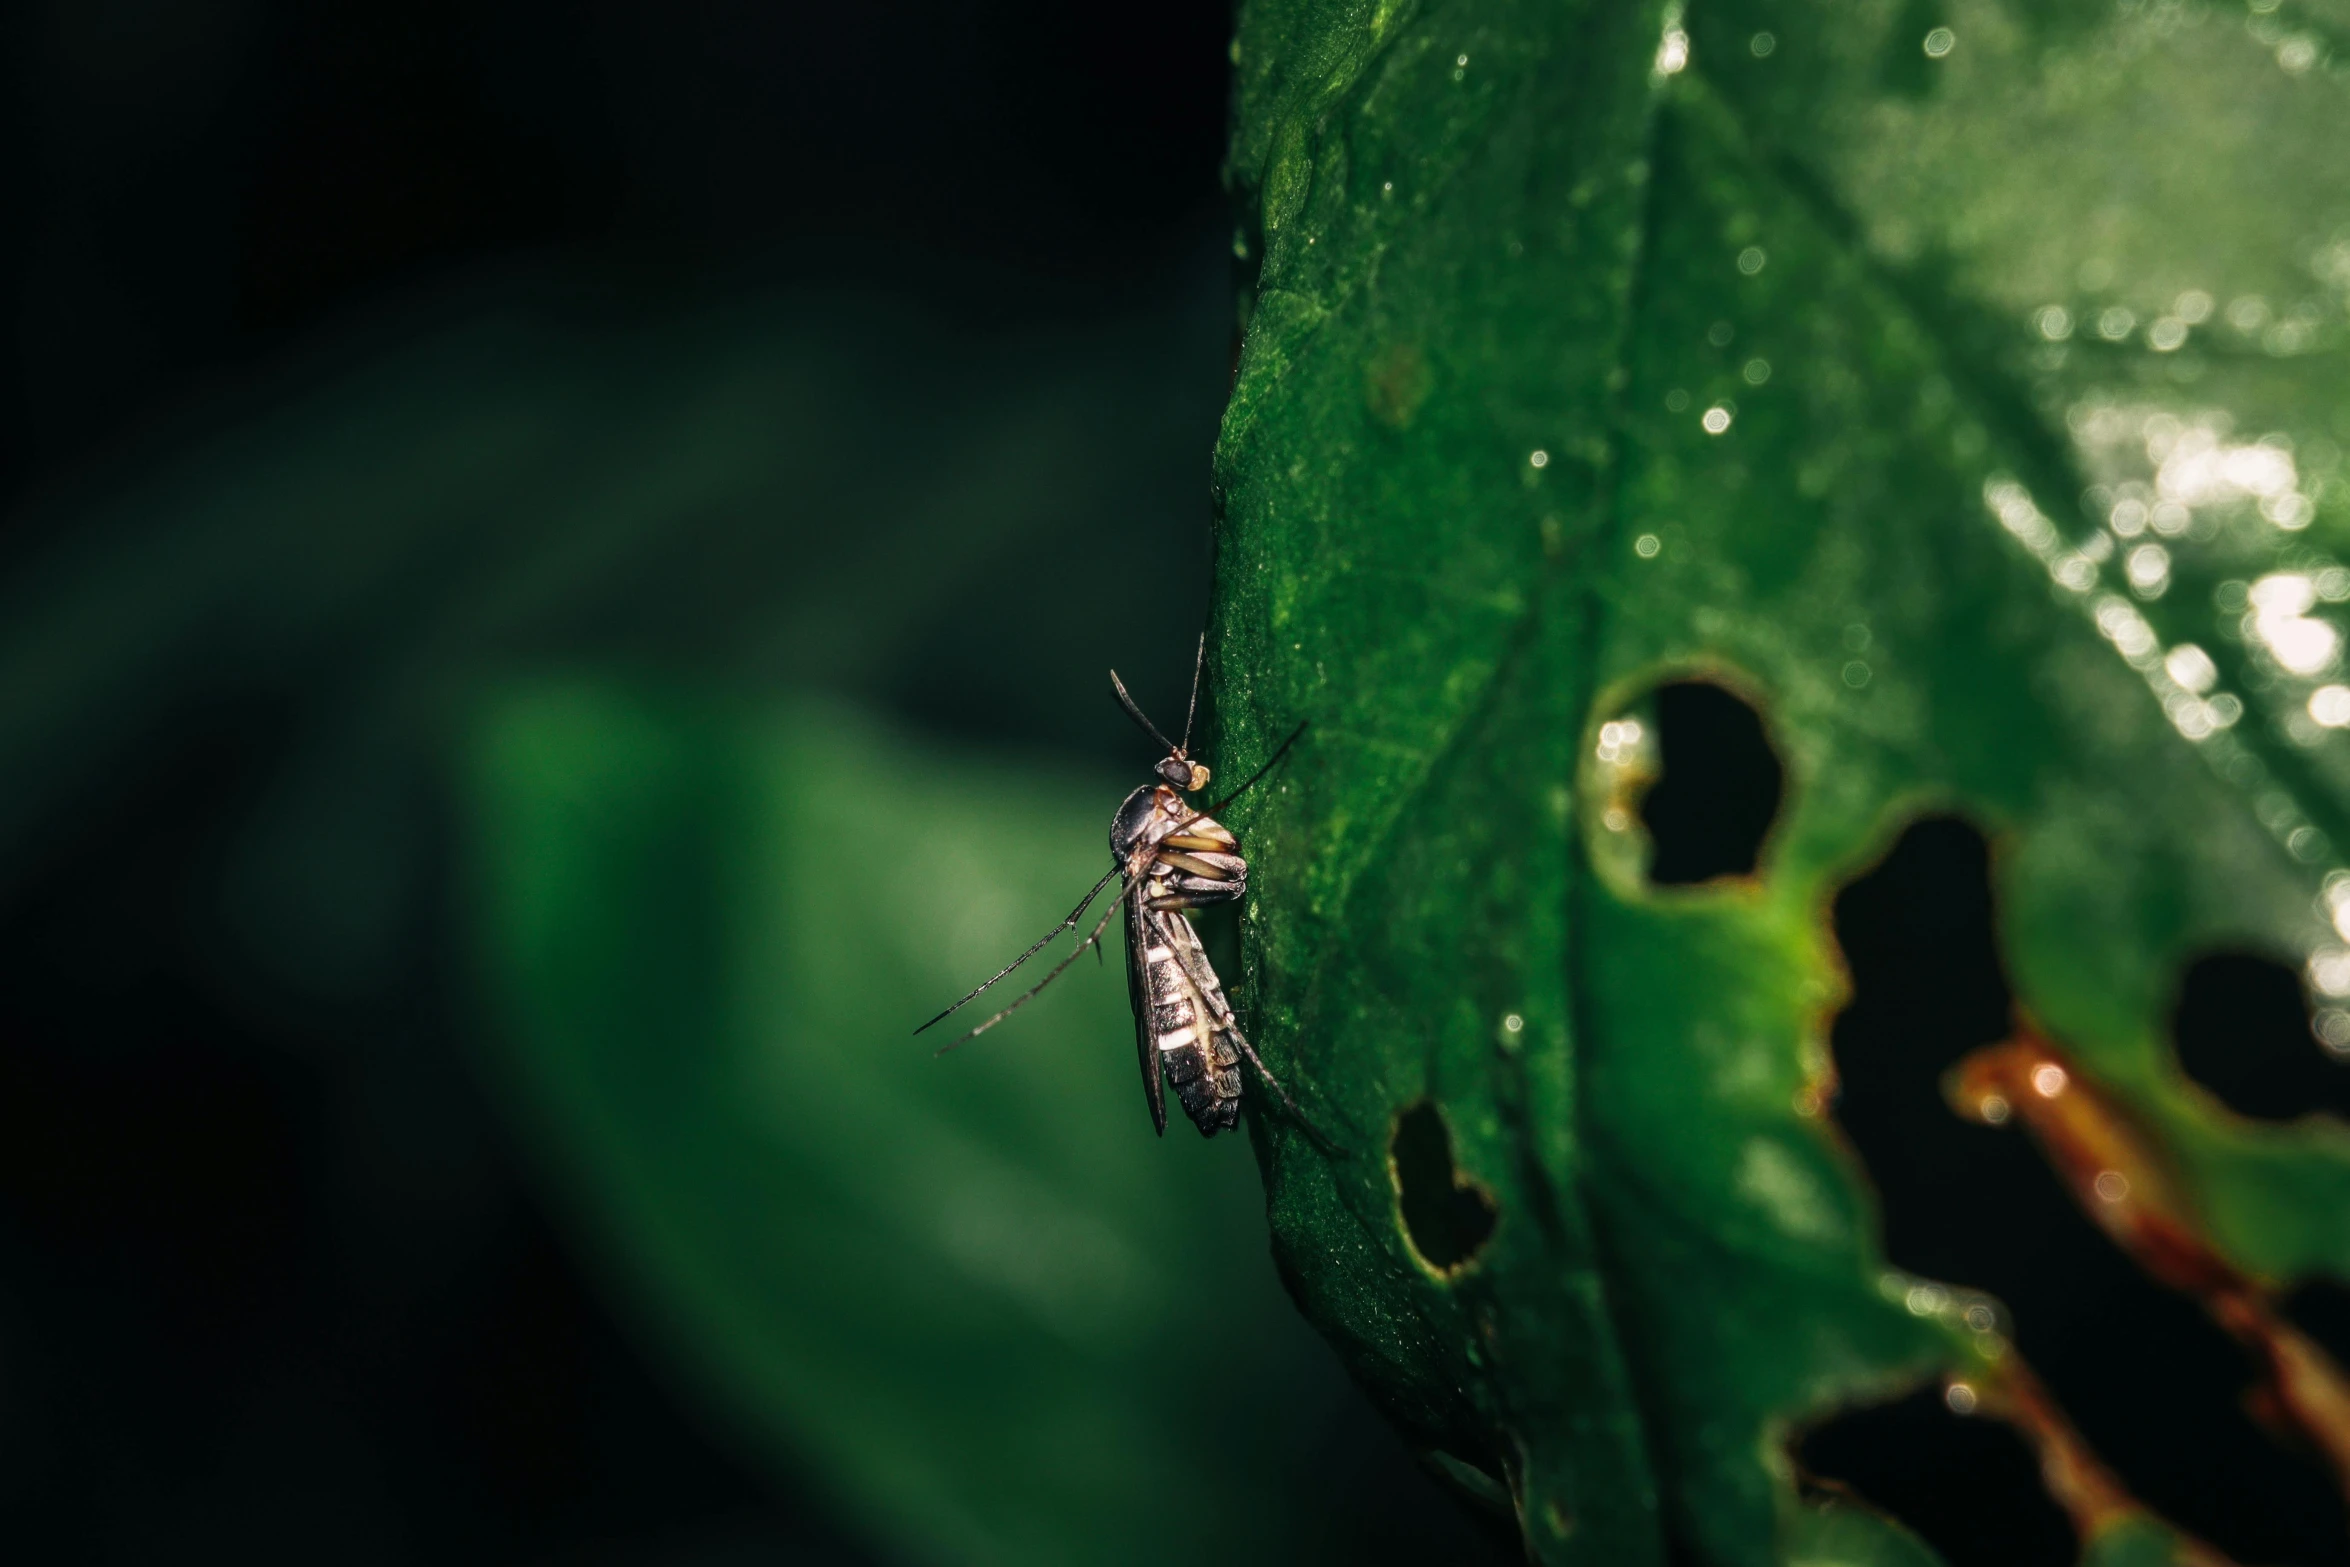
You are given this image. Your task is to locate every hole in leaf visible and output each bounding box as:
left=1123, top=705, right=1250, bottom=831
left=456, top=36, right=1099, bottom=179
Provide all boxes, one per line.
left=2173, top=952, right=2350, bottom=1122
left=1390, top=1101, right=1496, bottom=1274
left=1796, top=1383, right=2077, bottom=1567
left=1639, top=681, right=1782, bottom=885
left=1829, top=817, right=2350, bottom=1566
left=2284, top=1278, right=2350, bottom=1369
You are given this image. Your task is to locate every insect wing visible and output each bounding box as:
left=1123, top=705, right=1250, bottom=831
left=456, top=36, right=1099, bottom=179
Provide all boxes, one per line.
left=1125, top=890, right=1167, bottom=1135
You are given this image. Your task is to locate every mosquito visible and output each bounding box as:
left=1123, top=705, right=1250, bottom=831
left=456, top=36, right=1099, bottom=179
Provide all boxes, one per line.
left=915, top=642, right=1323, bottom=1143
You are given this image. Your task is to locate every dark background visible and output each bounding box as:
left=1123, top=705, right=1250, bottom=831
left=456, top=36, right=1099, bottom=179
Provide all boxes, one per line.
left=0, top=5, right=1324, bottom=1563
left=3, top=0, right=1229, bottom=526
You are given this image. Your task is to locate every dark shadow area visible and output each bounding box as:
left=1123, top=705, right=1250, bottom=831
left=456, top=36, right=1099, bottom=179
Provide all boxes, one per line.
left=1797, top=1383, right=2077, bottom=1567
left=1306, top=1433, right=1521, bottom=1566
left=1639, top=681, right=1783, bottom=885
left=0, top=697, right=855, bottom=1564
left=1828, top=818, right=2350, bottom=1566
left=2282, top=1279, right=2350, bottom=1377
left=1390, top=1102, right=1498, bottom=1274
left=2173, top=952, right=2350, bottom=1122
left=0, top=706, right=1514, bottom=1567
left=3, top=0, right=1232, bottom=529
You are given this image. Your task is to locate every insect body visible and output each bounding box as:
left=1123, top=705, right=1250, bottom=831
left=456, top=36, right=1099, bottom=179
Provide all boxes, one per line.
left=1113, top=766, right=1253, bottom=1134
left=917, top=646, right=1318, bottom=1142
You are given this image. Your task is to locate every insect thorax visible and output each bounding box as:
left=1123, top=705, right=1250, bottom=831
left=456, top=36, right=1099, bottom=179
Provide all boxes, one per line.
left=1109, top=784, right=1163, bottom=859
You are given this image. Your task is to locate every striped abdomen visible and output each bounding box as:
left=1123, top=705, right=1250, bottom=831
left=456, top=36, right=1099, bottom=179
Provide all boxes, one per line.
left=1136, top=894, right=1242, bottom=1135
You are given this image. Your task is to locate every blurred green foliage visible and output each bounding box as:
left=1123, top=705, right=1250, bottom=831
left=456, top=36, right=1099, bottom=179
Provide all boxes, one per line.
left=468, top=689, right=1349, bottom=1566
left=1213, top=0, right=2350, bottom=1563
left=0, top=285, right=1505, bottom=1563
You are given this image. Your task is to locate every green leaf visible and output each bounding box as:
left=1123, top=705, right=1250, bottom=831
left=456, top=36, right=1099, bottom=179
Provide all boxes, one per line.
left=1214, top=1, right=2350, bottom=1562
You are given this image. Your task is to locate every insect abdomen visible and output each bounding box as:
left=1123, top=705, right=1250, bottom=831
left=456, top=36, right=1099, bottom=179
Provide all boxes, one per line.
left=1143, top=916, right=1243, bottom=1135
left=1160, top=1028, right=1241, bottom=1133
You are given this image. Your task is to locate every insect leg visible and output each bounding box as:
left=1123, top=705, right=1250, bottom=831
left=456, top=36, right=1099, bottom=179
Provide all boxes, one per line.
left=914, top=862, right=1122, bottom=1035
left=1145, top=883, right=1244, bottom=910
left=1222, top=1025, right=1340, bottom=1153
left=1158, top=849, right=1245, bottom=882
left=1165, top=719, right=1306, bottom=837
left=1146, top=849, right=1246, bottom=908
left=932, top=874, right=1144, bottom=1053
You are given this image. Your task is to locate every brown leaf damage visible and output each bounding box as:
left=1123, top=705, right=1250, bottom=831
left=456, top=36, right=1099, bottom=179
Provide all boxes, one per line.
left=1966, top=1360, right=2233, bottom=1566
left=1952, top=1030, right=2350, bottom=1502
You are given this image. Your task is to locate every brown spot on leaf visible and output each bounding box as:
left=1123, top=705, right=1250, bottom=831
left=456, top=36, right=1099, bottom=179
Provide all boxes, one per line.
left=1794, top=1375, right=2083, bottom=1565
left=1955, top=1030, right=2350, bottom=1506
left=1949, top=1034, right=2229, bottom=1297
left=1975, top=1360, right=2171, bottom=1550
left=1828, top=817, right=2349, bottom=1560
left=1365, top=341, right=1430, bottom=428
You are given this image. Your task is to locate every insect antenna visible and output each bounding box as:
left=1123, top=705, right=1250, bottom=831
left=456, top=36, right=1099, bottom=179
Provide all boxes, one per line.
left=1173, top=718, right=1307, bottom=831
left=1179, top=633, right=1205, bottom=754
left=933, top=875, right=1144, bottom=1053
left=1109, top=668, right=1179, bottom=756
left=913, top=863, right=1123, bottom=1035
